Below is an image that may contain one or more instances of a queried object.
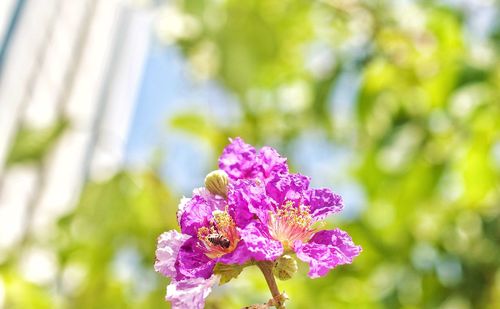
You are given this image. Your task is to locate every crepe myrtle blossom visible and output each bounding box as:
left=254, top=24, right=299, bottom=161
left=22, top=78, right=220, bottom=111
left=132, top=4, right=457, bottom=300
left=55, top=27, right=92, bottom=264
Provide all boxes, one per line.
left=154, top=187, right=246, bottom=309
left=219, top=138, right=362, bottom=278
left=219, top=137, right=288, bottom=183
left=155, top=137, right=361, bottom=308
left=154, top=186, right=282, bottom=308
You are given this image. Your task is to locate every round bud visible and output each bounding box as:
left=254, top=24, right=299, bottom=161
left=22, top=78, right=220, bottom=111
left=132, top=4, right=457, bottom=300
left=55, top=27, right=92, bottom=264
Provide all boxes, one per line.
left=273, top=255, right=297, bottom=281
left=204, top=170, right=229, bottom=197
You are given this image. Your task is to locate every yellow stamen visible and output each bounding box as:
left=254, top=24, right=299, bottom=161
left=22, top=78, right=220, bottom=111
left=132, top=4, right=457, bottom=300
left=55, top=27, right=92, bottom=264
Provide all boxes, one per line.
left=197, top=209, right=239, bottom=259
left=213, top=209, right=234, bottom=230
left=268, top=201, right=316, bottom=249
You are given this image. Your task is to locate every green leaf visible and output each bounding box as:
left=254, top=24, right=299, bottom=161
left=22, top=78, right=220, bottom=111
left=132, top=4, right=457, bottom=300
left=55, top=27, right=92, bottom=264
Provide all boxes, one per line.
left=6, top=118, right=69, bottom=165
left=169, top=112, right=226, bottom=146
left=213, top=262, right=248, bottom=285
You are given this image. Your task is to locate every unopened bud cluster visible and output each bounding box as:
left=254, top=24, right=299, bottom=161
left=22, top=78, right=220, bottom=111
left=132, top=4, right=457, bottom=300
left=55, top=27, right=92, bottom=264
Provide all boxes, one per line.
left=205, top=170, right=229, bottom=197
left=273, top=255, right=298, bottom=281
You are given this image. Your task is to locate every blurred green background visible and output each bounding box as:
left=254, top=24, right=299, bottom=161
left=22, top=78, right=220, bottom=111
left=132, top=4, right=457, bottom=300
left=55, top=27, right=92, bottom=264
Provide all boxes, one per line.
left=1, top=0, right=500, bottom=308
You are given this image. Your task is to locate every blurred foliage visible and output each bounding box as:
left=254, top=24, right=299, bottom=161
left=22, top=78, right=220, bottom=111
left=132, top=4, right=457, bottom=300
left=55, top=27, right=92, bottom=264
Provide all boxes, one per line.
left=164, top=0, right=500, bottom=308
left=2, top=0, right=500, bottom=308
left=2, top=172, right=177, bottom=308
left=6, top=119, right=68, bottom=166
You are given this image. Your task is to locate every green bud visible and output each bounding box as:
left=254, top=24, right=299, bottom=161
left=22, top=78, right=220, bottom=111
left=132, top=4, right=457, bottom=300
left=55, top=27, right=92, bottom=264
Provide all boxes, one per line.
left=204, top=170, right=229, bottom=197
left=273, top=255, right=297, bottom=281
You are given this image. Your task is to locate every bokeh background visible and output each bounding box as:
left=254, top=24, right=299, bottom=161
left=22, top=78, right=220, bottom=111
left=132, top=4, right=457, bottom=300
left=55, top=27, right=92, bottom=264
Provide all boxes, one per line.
left=1, top=0, right=499, bottom=308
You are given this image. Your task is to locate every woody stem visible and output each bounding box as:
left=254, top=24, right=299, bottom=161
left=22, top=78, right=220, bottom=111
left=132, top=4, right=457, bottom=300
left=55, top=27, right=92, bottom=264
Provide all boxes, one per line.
left=256, top=261, right=286, bottom=309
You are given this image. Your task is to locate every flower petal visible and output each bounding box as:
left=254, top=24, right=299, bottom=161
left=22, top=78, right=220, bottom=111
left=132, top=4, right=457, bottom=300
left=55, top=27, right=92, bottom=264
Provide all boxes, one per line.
left=219, top=137, right=258, bottom=180
left=179, top=189, right=226, bottom=236
left=155, top=230, right=191, bottom=278
left=219, top=221, right=283, bottom=264
left=257, top=146, right=288, bottom=180
left=166, top=275, right=220, bottom=309
left=294, top=229, right=361, bottom=278
left=266, top=173, right=310, bottom=205
left=219, top=138, right=289, bottom=183
left=176, top=237, right=216, bottom=280
left=227, top=179, right=272, bottom=226
left=305, top=188, right=343, bottom=221
left=193, top=187, right=227, bottom=210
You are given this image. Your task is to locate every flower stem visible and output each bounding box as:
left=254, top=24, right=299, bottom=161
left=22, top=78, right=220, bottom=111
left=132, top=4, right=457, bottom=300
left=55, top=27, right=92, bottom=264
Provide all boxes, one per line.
left=256, top=261, right=286, bottom=309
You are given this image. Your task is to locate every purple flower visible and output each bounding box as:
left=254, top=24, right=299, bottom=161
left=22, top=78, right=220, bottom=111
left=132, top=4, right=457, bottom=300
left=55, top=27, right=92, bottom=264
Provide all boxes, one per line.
left=156, top=137, right=362, bottom=307
left=166, top=275, right=220, bottom=309
left=294, top=229, right=361, bottom=278
left=155, top=188, right=248, bottom=307
left=219, top=137, right=288, bottom=183
left=264, top=172, right=361, bottom=278
left=155, top=230, right=190, bottom=278
left=219, top=138, right=361, bottom=278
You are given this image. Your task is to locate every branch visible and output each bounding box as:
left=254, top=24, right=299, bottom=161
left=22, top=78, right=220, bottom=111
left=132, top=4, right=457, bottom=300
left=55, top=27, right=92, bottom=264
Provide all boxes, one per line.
left=256, top=261, right=287, bottom=309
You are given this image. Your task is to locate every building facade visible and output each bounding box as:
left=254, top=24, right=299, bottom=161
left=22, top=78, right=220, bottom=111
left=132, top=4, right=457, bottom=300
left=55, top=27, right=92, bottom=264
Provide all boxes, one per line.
left=0, top=0, right=151, bottom=252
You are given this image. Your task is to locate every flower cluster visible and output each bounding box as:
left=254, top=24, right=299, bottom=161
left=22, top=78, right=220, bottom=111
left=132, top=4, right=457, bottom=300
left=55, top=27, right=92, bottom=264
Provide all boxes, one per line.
left=155, top=137, right=361, bottom=308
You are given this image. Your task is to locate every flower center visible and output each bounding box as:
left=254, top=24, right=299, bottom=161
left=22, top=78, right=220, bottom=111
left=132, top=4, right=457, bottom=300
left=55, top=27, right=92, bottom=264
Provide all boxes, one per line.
left=268, top=201, right=316, bottom=249
left=197, top=209, right=239, bottom=259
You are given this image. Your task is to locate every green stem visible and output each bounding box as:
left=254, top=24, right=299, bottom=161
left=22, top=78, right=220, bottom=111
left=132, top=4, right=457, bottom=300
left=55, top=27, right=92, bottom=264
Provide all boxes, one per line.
left=256, top=261, right=286, bottom=309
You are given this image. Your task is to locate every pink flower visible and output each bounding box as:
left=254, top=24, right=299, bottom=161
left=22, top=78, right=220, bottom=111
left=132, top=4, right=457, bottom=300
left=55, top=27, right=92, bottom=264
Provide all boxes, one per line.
left=155, top=137, right=362, bottom=307
left=154, top=188, right=246, bottom=308
left=166, top=275, right=220, bottom=309
left=219, top=138, right=362, bottom=278
left=219, top=137, right=288, bottom=182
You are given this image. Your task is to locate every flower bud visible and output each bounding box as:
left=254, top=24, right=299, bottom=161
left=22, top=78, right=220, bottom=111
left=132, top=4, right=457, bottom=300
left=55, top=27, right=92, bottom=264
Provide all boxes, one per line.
left=205, top=170, right=229, bottom=197
left=273, top=255, right=297, bottom=281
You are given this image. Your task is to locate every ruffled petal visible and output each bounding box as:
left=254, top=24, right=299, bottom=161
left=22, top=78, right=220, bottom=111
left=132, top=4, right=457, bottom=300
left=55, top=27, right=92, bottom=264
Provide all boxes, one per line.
left=218, top=137, right=258, bottom=180
left=193, top=187, right=227, bottom=210
left=257, top=146, right=288, bottom=180
left=266, top=173, right=310, bottom=205
left=155, top=230, right=191, bottom=278
left=176, top=196, right=192, bottom=224
left=166, top=275, right=220, bottom=309
left=294, top=229, right=361, bottom=279
left=219, top=221, right=283, bottom=264
left=219, top=138, right=289, bottom=183
left=175, top=237, right=216, bottom=280
left=305, top=188, right=343, bottom=221
left=227, top=179, right=273, bottom=226
left=179, top=189, right=226, bottom=236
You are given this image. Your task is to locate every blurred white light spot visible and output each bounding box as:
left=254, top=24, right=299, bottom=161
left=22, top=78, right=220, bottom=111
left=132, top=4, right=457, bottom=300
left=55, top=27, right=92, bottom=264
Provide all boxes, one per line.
left=278, top=80, right=312, bottom=113
left=61, top=264, right=86, bottom=295
left=188, top=40, right=219, bottom=80
left=304, top=42, right=336, bottom=79
left=450, top=85, right=487, bottom=119
left=23, top=80, right=59, bottom=129
left=0, top=166, right=38, bottom=250
left=438, top=171, right=463, bottom=202
left=470, top=42, right=495, bottom=68
left=428, top=110, right=451, bottom=134
left=155, top=6, right=200, bottom=44
left=393, top=2, right=426, bottom=33
left=19, top=247, right=57, bottom=285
